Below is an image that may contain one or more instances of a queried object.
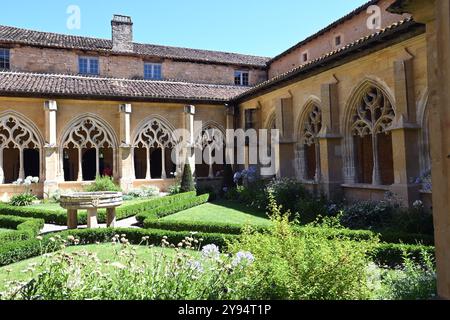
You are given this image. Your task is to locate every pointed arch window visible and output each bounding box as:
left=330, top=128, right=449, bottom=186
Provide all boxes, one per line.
left=61, top=118, right=115, bottom=182
left=351, top=86, right=395, bottom=185
left=298, top=104, right=322, bottom=182
left=195, top=124, right=225, bottom=178
left=0, top=115, right=41, bottom=184
left=133, top=118, right=177, bottom=180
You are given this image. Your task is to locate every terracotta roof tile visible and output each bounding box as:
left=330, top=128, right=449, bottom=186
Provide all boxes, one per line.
left=0, top=25, right=270, bottom=68
left=0, top=71, right=249, bottom=103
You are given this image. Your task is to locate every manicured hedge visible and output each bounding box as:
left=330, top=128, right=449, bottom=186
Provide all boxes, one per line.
left=135, top=191, right=198, bottom=223
left=372, top=243, right=436, bottom=267
left=377, top=230, right=434, bottom=246
left=0, top=215, right=44, bottom=243
left=0, top=192, right=197, bottom=226
left=0, top=227, right=235, bottom=267
left=141, top=194, right=210, bottom=226
left=0, top=225, right=435, bottom=268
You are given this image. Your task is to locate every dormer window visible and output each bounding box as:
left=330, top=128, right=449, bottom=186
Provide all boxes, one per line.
left=144, top=63, right=162, bottom=80
left=78, top=56, right=99, bottom=75
left=234, top=70, right=249, bottom=86
left=0, top=48, right=10, bottom=70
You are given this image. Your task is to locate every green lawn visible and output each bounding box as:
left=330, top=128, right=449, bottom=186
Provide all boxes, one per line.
left=160, top=200, right=271, bottom=227
left=0, top=244, right=180, bottom=290
left=0, top=228, right=13, bottom=233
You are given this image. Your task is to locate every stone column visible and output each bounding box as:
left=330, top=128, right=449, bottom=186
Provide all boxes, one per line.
left=389, top=0, right=450, bottom=300
left=106, top=208, right=116, bottom=227
left=275, top=96, right=295, bottom=178
left=318, top=82, right=343, bottom=200
left=43, top=100, right=59, bottom=198
left=390, top=55, right=421, bottom=207
left=184, top=105, right=196, bottom=174
left=118, top=104, right=134, bottom=192
left=67, top=209, right=78, bottom=229
left=224, top=104, right=235, bottom=167
left=87, top=208, right=99, bottom=229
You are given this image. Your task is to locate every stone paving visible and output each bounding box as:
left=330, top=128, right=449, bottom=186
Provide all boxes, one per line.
left=40, top=216, right=140, bottom=235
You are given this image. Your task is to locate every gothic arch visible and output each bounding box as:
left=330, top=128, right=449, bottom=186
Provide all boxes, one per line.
left=342, top=79, right=396, bottom=185
left=0, top=110, right=45, bottom=184
left=59, top=113, right=118, bottom=182
left=295, top=99, right=322, bottom=182
left=194, top=121, right=226, bottom=178
left=132, top=115, right=177, bottom=180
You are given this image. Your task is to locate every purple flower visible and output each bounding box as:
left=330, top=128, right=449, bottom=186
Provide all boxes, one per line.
left=232, top=251, right=255, bottom=267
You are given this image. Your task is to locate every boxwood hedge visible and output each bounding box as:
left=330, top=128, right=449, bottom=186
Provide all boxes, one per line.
left=0, top=191, right=197, bottom=226
left=0, top=226, right=435, bottom=268
left=0, top=215, right=44, bottom=243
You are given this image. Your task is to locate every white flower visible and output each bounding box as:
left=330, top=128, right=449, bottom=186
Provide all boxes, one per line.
left=201, top=244, right=220, bottom=259
left=187, top=260, right=204, bottom=273
left=32, top=177, right=40, bottom=183
left=110, top=262, right=126, bottom=270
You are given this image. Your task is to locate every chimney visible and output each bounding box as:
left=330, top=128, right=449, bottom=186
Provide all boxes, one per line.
left=111, top=15, right=133, bottom=52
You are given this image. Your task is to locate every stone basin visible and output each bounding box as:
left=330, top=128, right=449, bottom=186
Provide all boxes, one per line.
left=60, top=192, right=123, bottom=229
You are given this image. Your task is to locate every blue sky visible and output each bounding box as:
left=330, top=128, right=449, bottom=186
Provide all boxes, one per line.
left=0, top=0, right=368, bottom=57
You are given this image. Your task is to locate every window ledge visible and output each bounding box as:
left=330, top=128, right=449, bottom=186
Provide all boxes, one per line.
left=341, top=183, right=391, bottom=191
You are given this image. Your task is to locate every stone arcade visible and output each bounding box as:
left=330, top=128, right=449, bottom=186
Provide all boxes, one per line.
left=0, top=0, right=449, bottom=298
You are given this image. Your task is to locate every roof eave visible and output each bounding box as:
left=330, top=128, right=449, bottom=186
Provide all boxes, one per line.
left=232, top=21, right=425, bottom=104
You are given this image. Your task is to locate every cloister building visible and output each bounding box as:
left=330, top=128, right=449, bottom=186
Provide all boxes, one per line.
left=0, top=0, right=433, bottom=208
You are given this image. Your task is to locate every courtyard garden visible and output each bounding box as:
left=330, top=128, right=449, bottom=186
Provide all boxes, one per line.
left=0, top=169, right=438, bottom=300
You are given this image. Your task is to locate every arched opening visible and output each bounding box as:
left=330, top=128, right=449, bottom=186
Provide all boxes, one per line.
left=3, top=147, right=19, bottom=184
left=61, top=117, right=116, bottom=182
left=0, top=114, right=42, bottom=184
left=133, top=118, right=177, bottom=180
left=195, top=125, right=225, bottom=178
left=24, top=149, right=40, bottom=178
left=296, top=103, right=322, bottom=182
left=82, top=148, right=97, bottom=181
left=350, top=86, right=395, bottom=185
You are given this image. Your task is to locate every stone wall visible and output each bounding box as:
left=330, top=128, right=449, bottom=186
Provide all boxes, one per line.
left=8, top=45, right=266, bottom=86
left=268, top=0, right=408, bottom=78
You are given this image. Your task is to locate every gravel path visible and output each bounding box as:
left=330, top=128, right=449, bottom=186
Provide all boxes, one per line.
left=40, top=216, right=140, bottom=235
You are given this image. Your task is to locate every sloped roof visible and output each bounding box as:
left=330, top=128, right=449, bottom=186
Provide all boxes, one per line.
left=0, top=71, right=249, bottom=104
left=0, top=25, right=270, bottom=68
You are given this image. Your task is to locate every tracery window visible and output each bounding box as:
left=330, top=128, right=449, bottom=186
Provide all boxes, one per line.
left=0, top=115, right=41, bottom=184
left=299, top=104, right=322, bottom=182
left=61, top=118, right=115, bottom=182
left=133, top=118, right=177, bottom=180
left=195, top=125, right=225, bottom=178
left=351, top=86, right=394, bottom=185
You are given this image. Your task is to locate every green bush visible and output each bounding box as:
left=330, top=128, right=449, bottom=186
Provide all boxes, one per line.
left=375, top=251, right=436, bottom=300
left=84, top=176, right=121, bottom=192
left=0, top=193, right=196, bottom=226
left=372, top=243, right=435, bottom=267
left=135, top=191, right=197, bottom=223
left=227, top=192, right=377, bottom=300
left=180, top=164, right=195, bottom=193
left=0, top=215, right=44, bottom=243
left=0, top=227, right=235, bottom=267
left=142, top=194, right=210, bottom=226
left=10, top=193, right=38, bottom=207
left=168, top=183, right=181, bottom=195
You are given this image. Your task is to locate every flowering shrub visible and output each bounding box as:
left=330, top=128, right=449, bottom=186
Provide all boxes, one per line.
left=10, top=177, right=40, bottom=207
left=124, top=186, right=160, bottom=200
left=372, top=250, right=437, bottom=300
left=227, top=192, right=378, bottom=300
left=0, top=235, right=256, bottom=300
left=233, top=166, right=258, bottom=186
left=414, top=169, right=432, bottom=192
